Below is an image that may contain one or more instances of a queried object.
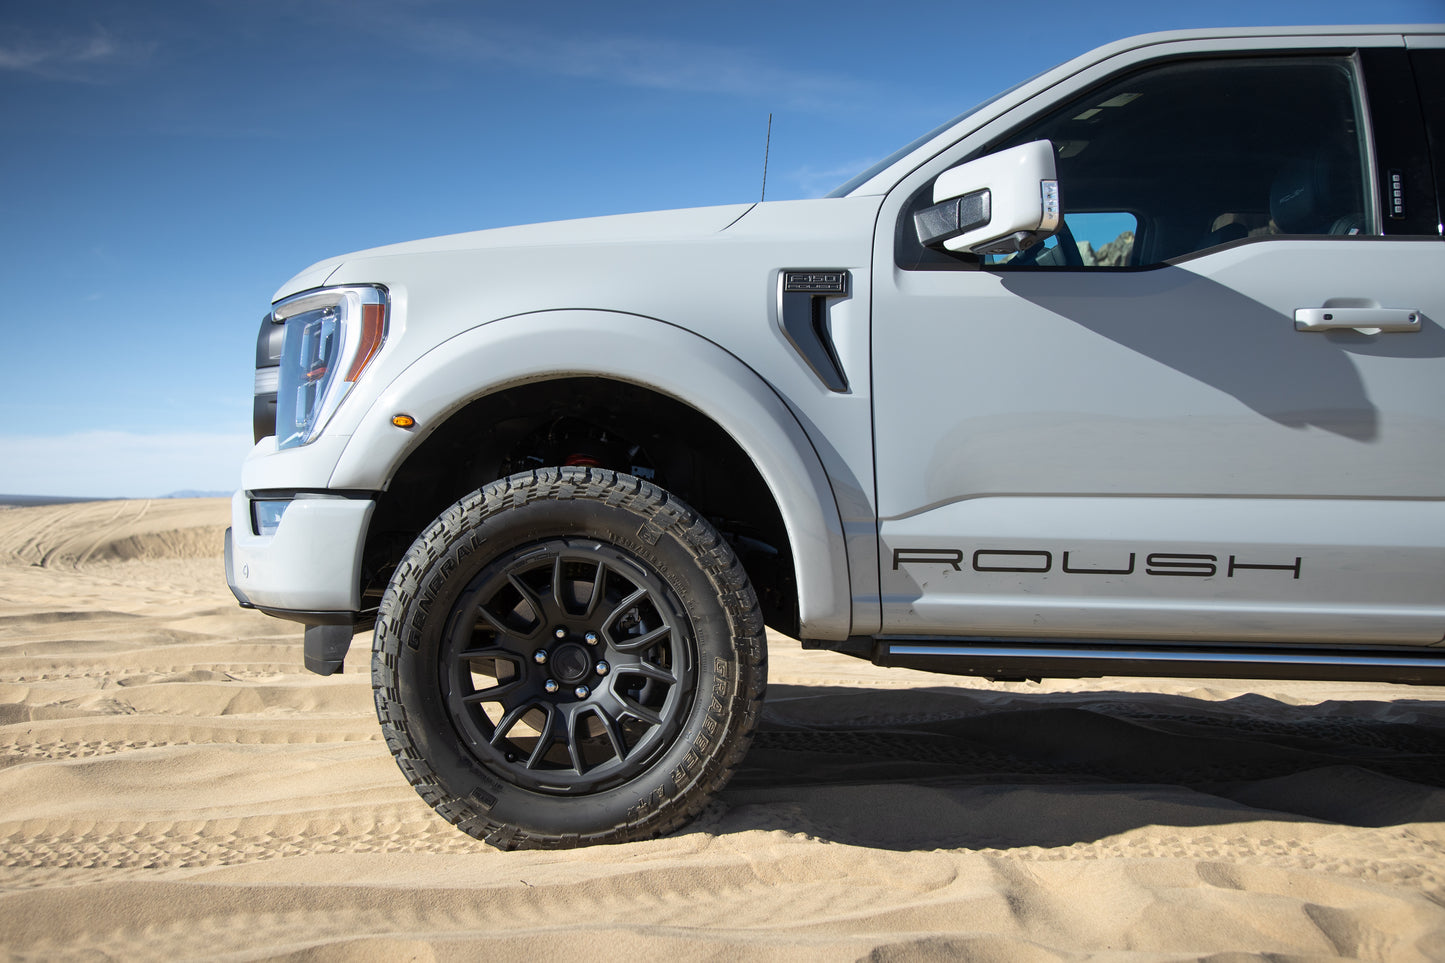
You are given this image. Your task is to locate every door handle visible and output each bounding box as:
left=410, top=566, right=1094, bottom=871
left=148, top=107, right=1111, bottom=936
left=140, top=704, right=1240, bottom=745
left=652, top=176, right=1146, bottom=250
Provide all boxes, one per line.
left=1295, top=307, right=1421, bottom=333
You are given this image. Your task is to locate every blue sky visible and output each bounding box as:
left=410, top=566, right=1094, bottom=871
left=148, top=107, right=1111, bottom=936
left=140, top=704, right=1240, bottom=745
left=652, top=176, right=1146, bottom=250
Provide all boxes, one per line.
left=3, top=0, right=1441, bottom=498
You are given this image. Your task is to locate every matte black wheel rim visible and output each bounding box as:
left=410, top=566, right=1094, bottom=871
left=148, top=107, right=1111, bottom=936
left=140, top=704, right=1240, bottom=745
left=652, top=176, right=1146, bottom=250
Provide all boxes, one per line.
left=440, top=538, right=696, bottom=794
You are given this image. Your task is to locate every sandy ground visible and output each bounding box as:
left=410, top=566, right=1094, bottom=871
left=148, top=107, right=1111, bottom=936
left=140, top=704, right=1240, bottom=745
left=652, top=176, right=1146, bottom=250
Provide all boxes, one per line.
left=2, top=498, right=1444, bottom=960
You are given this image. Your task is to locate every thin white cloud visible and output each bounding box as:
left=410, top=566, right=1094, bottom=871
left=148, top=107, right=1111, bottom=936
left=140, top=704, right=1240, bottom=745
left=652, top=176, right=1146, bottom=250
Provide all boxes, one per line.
left=0, top=26, right=153, bottom=81
left=788, top=160, right=880, bottom=198
left=1, top=431, right=252, bottom=499
left=354, top=10, right=869, bottom=108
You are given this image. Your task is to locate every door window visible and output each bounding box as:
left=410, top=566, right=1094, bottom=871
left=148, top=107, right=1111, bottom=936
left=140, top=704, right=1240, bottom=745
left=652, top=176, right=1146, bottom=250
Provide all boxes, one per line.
left=984, top=57, right=1371, bottom=268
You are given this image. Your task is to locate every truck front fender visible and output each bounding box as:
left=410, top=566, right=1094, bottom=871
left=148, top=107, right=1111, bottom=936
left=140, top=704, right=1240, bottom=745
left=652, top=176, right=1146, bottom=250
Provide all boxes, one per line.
left=330, top=309, right=853, bottom=640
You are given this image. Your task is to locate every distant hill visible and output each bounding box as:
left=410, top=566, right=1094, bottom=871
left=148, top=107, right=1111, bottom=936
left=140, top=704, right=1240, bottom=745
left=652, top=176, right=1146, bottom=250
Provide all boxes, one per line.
left=0, top=494, right=111, bottom=508
left=160, top=490, right=232, bottom=499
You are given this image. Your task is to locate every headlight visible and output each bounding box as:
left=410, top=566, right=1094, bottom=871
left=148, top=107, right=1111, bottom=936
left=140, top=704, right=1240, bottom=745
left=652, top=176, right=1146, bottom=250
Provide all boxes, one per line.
left=273, top=285, right=388, bottom=449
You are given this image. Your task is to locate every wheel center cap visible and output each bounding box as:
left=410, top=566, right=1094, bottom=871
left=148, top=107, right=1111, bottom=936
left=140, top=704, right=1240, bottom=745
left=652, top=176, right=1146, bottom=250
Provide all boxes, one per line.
left=551, top=643, right=591, bottom=684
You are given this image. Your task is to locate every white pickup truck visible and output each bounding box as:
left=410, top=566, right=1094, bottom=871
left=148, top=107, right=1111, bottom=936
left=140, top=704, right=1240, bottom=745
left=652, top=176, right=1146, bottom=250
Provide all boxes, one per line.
left=226, top=25, right=1445, bottom=848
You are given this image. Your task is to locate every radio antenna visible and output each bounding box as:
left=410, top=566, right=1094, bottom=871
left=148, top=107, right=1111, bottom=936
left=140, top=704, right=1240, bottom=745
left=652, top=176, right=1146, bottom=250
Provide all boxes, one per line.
left=760, top=113, right=772, bottom=202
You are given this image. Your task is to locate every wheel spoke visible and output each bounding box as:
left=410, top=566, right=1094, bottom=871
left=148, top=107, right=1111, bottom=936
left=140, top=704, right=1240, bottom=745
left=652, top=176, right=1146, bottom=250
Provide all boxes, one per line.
left=525, top=705, right=559, bottom=769
left=454, top=642, right=527, bottom=703
left=474, top=605, right=537, bottom=647
left=460, top=677, right=523, bottom=703
left=550, top=555, right=568, bottom=616
left=581, top=560, right=608, bottom=619
left=619, top=701, right=662, bottom=727
left=604, top=587, right=648, bottom=629
left=565, top=712, right=587, bottom=773
left=626, top=660, right=676, bottom=685
left=610, top=623, right=671, bottom=654
left=455, top=643, right=512, bottom=662
left=507, top=573, right=550, bottom=627
left=489, top=703, right=533, bottom=747
left=593, top=707, right=629, bottom=761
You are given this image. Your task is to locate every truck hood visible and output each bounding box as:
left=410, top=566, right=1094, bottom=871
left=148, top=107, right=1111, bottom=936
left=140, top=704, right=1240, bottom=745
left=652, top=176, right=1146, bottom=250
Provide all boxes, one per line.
left=273, top=202, right=756, bottom=302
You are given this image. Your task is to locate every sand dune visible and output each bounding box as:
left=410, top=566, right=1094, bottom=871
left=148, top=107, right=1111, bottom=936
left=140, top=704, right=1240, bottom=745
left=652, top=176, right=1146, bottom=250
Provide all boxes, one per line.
left=2, top=499, right=1444, bottom=960
left=0, top=498, right=227, bottom=568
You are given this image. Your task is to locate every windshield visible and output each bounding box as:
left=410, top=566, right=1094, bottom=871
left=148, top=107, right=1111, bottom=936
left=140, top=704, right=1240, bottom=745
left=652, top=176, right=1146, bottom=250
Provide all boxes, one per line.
left=825, top=69, right=1051, bottom=198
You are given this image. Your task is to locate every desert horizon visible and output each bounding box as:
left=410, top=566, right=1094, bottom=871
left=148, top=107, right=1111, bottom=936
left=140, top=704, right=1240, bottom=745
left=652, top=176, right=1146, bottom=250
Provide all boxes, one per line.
left=0, top=492, right=234, bottom=509
left=2, top=498, right=1443, bottom=959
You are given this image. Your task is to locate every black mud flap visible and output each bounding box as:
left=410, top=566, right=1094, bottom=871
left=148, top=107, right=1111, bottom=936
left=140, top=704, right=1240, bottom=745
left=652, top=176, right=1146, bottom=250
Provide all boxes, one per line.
left=304, top=624, right=355, bottom=676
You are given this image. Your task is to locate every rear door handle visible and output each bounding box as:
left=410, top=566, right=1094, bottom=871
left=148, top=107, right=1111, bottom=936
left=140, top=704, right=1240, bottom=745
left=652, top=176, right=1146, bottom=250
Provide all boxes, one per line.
left=1295, top=307, right=1421, bottom=333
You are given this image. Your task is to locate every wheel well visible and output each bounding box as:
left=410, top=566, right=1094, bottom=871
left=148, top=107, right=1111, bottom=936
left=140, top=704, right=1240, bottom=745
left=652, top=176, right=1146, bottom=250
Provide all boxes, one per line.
left=360, top=377, right=798, bottom=636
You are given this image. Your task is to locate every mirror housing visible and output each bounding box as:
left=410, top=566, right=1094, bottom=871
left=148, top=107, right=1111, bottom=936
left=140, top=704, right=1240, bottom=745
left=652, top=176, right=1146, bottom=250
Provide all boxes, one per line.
left=915, top=140, right=1061, bottom=256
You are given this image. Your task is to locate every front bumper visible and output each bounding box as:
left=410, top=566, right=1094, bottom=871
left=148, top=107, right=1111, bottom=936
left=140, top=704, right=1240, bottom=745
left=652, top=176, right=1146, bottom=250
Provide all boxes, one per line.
left=224, top=490, right=375, bottom=621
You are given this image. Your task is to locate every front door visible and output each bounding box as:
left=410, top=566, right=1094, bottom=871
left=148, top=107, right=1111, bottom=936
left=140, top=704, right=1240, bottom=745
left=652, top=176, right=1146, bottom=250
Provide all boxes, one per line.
left=872, top=50, right=1445, bottom=646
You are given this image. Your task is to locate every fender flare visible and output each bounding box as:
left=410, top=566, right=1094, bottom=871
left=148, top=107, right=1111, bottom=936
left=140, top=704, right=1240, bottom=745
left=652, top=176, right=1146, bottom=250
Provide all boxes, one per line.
left=330, top=309, right=853, bottom=640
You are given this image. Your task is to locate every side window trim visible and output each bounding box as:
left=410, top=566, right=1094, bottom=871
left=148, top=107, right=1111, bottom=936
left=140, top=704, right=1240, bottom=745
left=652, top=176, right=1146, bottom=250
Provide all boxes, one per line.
left=1350, top=50, right=1382, bottom=236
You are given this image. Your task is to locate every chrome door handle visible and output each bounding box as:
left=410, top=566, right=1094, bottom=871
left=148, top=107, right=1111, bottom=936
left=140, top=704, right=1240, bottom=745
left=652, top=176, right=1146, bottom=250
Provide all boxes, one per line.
left=1295, top=307, right=1421, bottom=333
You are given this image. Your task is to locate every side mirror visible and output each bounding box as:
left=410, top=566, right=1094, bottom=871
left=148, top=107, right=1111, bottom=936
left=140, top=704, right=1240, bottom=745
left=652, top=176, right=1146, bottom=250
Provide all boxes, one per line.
left=914, top=140, right=1061, bottom=256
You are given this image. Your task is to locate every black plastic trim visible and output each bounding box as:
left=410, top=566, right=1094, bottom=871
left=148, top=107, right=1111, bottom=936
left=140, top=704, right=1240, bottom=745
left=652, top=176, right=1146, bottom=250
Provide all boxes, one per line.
left=778, top=270, right=850, bottom=392
left=252, top=607, right=361, bottom=627
left=223, top=527, right=246, bottom=605
left=252, top=393, right=277, bottom=447
left=873, top=638, right=1445, bottom=685
left=1359, top=48, right=1439, bottom=236
left=904, top=230, right=1436, bottom=275
left=914, top=190, right=992, bottom=248
left=244, top=488, right=379, bottom=500
left=253, top=311, right=282, bottom=443
left=995, top=232, right=1438, bottom=272
left=1407, top=47, right=1445, bottom=233
left=304, top=623, right=356, bottom=676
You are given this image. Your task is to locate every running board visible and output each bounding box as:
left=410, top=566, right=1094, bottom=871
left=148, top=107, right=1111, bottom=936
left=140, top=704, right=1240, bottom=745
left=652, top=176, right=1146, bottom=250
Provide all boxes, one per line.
left=873, top=639, right=1445, bottom=685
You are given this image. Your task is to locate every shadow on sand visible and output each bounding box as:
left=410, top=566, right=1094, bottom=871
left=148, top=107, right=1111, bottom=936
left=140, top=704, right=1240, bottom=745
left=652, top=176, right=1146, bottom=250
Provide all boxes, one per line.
left=718, top=684, right=1445, bottom=850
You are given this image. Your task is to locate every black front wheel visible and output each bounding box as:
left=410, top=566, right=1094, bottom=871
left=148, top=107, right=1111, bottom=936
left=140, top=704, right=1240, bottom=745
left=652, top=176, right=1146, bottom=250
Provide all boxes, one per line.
left=372, top=468, right=766, bottom=849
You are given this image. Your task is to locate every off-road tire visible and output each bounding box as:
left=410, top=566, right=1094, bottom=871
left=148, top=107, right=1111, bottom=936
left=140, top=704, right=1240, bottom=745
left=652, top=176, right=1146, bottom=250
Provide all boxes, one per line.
left=372, top=467, right=766, bottom=849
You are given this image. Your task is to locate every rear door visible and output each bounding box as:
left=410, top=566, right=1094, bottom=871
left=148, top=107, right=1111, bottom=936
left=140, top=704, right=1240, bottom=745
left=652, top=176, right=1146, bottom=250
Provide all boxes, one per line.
left=871, top=35, right=1445, bottom=645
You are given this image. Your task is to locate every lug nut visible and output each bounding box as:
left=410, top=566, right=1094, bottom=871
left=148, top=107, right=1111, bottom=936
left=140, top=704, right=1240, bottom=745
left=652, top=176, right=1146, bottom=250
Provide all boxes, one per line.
left=544, top=679, right=559, bottom=693
left=574, top=685, right=590, bottom=699
left=533, top=649, right=548, bottom=664
left=584, top=631, right=599, bottom=646
left=595, top=661, right=610, bottom=676
left=555, top=628, right=567, bottom=640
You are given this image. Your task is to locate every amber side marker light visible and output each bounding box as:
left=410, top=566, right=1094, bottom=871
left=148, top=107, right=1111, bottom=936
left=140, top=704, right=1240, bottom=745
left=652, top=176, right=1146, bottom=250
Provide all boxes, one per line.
left=392, top=414, right=417, bottom=429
